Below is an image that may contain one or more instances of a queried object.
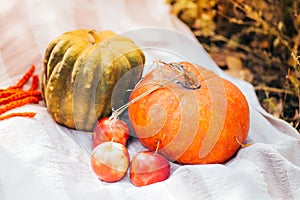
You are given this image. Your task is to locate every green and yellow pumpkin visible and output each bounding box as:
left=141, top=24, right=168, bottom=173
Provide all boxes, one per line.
left=41, top=29, right=145, bottom=131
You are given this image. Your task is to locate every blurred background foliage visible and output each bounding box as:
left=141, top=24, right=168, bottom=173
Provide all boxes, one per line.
left=167, top=0, right=300, bottom=131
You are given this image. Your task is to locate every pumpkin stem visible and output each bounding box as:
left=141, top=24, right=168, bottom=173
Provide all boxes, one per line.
left=88, top=30, right=116, bottom=44
left=109, top=73, right=183, bottom=121
left=157, top=60, right=201, bottom=90
left=109, top=60, right=192, bottom=121
left=235, top=136, right=252, bottom=148
left=88, top=30, right=100, bottom=44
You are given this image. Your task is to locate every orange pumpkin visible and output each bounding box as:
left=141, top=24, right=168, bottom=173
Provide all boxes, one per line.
left=128, top=62, right=250, bottom=164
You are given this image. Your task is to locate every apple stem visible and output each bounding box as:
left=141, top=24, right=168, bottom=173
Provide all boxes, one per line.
left=155, top=140, right=161, bottom=154
left=109, top=60, right=188, bottom=121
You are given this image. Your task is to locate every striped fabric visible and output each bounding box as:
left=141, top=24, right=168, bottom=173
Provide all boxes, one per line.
left=0, top=0, right=300, bottom=199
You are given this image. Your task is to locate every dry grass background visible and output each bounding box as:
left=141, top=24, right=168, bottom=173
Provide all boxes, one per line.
left=167, top=0, right=300, bottom=132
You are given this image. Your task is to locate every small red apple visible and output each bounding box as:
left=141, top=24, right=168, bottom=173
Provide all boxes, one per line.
left=129, top=150, right=171, bottom=187
left=91, top=141, right=130, bottom=183
left=92, top=117, right=130, bottom=149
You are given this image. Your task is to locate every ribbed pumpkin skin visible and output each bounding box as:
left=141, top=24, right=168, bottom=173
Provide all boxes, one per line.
left=41, top=29, right=145, bottom=131
left=128, top=62, right=249, bottom=164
